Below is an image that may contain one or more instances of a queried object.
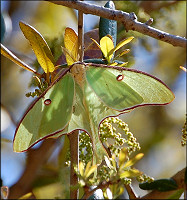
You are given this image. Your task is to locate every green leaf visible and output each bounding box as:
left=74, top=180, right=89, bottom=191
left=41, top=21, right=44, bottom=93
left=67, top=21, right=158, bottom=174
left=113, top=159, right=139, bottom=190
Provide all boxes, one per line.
left=83, top=58, right=106, bottom=64
left=19, top=21, right=55, bottom=73
left=139, top=178, right=178, bottom=191
left=99, top=0, right=117, bottom=47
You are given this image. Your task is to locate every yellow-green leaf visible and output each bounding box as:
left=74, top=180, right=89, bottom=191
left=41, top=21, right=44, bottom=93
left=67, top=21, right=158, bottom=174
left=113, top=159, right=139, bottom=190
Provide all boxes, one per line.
left=108, top=36, right=134, bottom=56
left=124, top=153, right=144, bottom=168
left=61, top=46, right=75, bottom=65
left=84, top=161, right=92, bottom=177
left=110, top=62, right=118, bottom=66
left=114, top=49, right=130, bottom=60
left=111, top=154, right=117, bottom=169
left=64, top=27, right=78, bottom=65
left=119, top=148, right=128, bottom=167
left=90, top=38, right=102, bottom=50
left=100, top=36, right=114, bottom=63
left=79, top=162, right=84, bottom=177
left=19, top=21, right=55, bottom=73
left=1, top=43, right=39, bottom=75
left=85, top=165, right=97, bottom=178
left=120, top=168, right=142, bottom=178
left=18, top=192, right=32, bottom=199
left=117, top=62, right=128, bottom=67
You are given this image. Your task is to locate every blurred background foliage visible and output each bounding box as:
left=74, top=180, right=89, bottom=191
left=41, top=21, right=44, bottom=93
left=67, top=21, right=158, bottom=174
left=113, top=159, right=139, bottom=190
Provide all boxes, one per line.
left=1, top=1, right=186, bottom=199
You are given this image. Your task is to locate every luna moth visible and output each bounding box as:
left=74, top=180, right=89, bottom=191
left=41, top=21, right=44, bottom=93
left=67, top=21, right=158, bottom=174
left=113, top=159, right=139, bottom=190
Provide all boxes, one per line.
left=1, top=22, right=175, bottom=164
left=13, top=62, right=174, bottom=164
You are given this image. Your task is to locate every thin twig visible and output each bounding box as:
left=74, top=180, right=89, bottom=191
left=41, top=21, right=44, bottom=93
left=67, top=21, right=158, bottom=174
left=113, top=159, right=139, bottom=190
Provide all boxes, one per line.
left=124, top=184, right=138, bottom=199
left=68, top=131, right=79, bottom=199
left=78, top=9, right=84, bottom=62
left=47, top=0, right=186, bottom=48
left=82, top=181, right=111, bottom=199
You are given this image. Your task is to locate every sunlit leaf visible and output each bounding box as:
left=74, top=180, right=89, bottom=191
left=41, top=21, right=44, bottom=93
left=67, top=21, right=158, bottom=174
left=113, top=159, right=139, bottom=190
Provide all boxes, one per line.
left=64, top=27, right=78, bottom=65
left=111, top=154, right=117, bottom=169
left=19, top=21, right=55, bottom=73
left=1, top=43, right=39, bottom=75
left=19, top=192, right=33, bottom=199
left=61, top=46, right=75, bottom=64
left=84, top=29, right=102, bottom=59
left=100, top=36, right=114, bottom=63
left=90, top=38, right=102, bottom=51
left=85, top=165, right=98, bottom=178
left=84, top=161, right=92, bottom=177
left=79, top=162, right=84, bottom=177
left=110, top=62, right=118, bottom=66
left=124, top=153, right=144, bottom=168
left=108, top=37, right=134, bottom=56
left=119, top=148, right=128, bottom=167
left=120, top=168, right=142, bottom=178
left=114, top=49, right=130, bottom=60
left=180, top=66, right=186, bottom=72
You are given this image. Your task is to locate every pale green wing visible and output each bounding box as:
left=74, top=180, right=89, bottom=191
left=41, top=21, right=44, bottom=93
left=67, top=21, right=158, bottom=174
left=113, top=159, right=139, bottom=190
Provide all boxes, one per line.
left=13, top=73, right=74, bottom=152
left=54, top=81, right=119, bottom=164
left=86, top=66, right=174, bottom=111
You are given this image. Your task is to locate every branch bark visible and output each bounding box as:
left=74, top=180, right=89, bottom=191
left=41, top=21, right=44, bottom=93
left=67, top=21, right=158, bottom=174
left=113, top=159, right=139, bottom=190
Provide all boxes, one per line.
left=68, top=131, right=79, bottom=199
left=140, top=167, right=186, bottom=199
left=47, top=0, right=186, bottom=48
left=78, top=9, right=84, bottom=62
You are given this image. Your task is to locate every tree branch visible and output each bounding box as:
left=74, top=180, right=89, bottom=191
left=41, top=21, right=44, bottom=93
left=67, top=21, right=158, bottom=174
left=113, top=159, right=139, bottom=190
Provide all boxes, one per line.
left=140, top=167, right=186, bottom=199
left=78, top=9, right=84, bottom=62
left=47, top=0, right=186, bottom=48
left=68, top=131, right=79, bottom=199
